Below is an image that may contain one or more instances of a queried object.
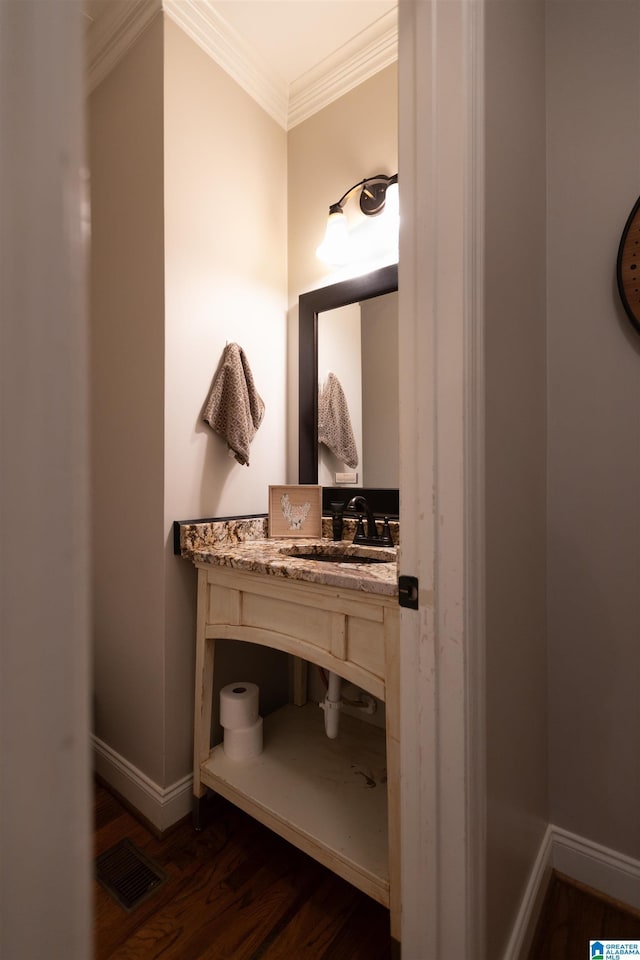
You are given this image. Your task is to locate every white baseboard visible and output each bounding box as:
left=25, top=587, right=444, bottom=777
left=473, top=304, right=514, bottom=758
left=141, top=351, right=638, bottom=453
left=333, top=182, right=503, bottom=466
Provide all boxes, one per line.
left=503, top=825, right=640, bottom=960
left=502, top=825, right=555, bottom=960
left=92, top=735, right=193, bottom=832
left=551, top=825, right=640, bottom=912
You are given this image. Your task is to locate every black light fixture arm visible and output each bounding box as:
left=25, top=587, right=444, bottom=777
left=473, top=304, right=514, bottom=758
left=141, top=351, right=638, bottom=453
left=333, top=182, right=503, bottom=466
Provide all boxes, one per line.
left=330, top=173, right=398, bottom=217
left=333, top=177, right=369, bottom=210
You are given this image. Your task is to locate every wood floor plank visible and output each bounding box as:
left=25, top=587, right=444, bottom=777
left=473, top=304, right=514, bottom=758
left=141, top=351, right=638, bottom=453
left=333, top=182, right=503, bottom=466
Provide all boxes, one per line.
left=527, top=871, right=640, bottom=960
left=317, top=894, right=392, bottom=960
left=94, top=783, right=127, bottom=832
left=252, top=872, right=381, bottom=960
left=94, top=782, right=392, bottom=960
left=97, top=784, right=640, bottom=960
left=97, top=824, right=265, bottom=958
left=117, top=851, right=319, bottom=960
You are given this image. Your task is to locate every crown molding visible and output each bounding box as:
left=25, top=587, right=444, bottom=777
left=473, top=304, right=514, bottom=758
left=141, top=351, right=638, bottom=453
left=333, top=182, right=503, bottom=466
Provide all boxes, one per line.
left=86, top=0, right=162, bottom=93
left=288, top=9, right=398, bottom=129
left=164, top=0, right=289, bottom=128
left=87, top=0, right=397, bottom=130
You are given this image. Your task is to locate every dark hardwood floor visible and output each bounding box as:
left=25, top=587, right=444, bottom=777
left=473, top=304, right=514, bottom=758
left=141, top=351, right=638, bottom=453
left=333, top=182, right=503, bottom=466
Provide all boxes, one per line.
left=94, top=782, right=392, bottom=960
left=527, top=870, right=640, bottom=960
left=95, top=782, right=640, bottom=960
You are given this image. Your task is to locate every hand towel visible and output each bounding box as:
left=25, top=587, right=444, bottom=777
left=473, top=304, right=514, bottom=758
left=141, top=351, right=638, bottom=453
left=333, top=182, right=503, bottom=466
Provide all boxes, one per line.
left=318, top=372, right=358, bottom=468
left=203, top=343, right=265, bottom=466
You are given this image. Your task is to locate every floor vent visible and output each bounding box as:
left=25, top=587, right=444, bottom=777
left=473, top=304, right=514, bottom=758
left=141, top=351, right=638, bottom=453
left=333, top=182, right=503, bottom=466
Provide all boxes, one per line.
left=96, top=838, right=168, bottom=912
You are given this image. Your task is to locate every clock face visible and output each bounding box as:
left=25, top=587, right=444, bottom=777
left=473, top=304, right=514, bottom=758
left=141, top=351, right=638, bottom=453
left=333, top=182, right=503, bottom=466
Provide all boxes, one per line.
left=617, top=195, right=640, bottom=336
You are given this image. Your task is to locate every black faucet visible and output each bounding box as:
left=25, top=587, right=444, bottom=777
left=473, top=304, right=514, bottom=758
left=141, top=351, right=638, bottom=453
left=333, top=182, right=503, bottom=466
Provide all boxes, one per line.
left=345, top=495, right=394, bottom=548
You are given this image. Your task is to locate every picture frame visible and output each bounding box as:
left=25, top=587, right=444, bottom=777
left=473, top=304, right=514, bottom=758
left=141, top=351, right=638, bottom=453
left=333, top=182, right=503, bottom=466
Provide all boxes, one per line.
left=268, top=485, right=323, bottom=539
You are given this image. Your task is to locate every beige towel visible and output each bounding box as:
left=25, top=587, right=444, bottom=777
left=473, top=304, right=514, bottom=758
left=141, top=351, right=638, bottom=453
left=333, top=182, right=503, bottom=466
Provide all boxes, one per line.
left=203, top=343, right=265, bottom=466
left=318, top=372, right=358, bottom=469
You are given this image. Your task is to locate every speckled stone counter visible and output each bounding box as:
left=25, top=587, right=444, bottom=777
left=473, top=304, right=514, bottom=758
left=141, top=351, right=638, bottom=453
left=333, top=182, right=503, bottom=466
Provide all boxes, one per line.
left=177, top=516, right=399, bottom=598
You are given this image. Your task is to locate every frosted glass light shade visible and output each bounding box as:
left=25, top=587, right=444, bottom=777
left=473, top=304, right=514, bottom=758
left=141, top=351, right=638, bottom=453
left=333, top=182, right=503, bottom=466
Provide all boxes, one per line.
left=316, top=209, right=350, bottom=265
left=316, top=176, right=399, bottom=268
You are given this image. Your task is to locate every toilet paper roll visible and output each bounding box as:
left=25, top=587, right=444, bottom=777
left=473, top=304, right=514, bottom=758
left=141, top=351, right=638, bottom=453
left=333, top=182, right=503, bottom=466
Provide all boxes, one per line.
left=223, top=716, right=263, bottom=761
left=220, top=682, right=260, bottom=730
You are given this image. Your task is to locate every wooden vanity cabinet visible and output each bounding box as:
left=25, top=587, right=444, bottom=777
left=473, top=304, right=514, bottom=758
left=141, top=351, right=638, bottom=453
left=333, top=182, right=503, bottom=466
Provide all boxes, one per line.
left=192, top=562, right=401, bottom=941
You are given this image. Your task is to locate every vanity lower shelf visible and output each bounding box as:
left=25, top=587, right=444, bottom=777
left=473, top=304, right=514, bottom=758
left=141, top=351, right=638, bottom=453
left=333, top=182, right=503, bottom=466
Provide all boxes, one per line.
left=200, top=702, right=389, bottom=907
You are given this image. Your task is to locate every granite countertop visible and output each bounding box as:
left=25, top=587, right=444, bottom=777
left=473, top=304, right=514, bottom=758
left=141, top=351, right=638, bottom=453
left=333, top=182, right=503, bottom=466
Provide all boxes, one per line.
left=178, top=516, right=399, bottom=598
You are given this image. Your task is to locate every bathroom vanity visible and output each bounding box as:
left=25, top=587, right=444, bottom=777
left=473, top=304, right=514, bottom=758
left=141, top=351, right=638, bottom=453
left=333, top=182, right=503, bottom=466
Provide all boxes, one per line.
left=179, top=517, right=401, bottom=943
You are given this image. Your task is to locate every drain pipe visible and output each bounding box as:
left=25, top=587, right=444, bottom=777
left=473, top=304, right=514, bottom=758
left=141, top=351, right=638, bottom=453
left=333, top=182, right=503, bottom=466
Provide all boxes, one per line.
left=320, top=671, right=342, bottom=739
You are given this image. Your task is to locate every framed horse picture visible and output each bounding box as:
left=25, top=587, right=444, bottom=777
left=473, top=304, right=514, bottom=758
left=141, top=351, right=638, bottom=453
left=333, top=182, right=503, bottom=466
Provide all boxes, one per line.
left=268, top=485, right=322, bottom=539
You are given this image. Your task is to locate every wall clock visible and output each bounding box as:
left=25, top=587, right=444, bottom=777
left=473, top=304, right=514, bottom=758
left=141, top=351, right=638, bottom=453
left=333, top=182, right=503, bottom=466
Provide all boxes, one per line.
left=617, top=195, right=640, bottom=336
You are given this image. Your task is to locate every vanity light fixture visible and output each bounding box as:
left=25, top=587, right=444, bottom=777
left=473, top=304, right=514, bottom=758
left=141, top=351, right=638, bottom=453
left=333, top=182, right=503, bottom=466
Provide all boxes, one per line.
left=316, top=173, right=399, bottom=266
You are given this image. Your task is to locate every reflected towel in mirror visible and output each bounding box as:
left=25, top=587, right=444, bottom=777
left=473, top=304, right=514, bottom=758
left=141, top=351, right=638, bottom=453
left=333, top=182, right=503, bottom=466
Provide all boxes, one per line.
left=203, top=343, right=265, bottom=466
left=318, top=372, right=358, bottom=468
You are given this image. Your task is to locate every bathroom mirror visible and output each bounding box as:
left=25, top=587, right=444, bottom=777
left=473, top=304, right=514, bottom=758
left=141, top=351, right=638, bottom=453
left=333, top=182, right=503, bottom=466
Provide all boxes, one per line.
left=298, top=263, right=399, bottom=516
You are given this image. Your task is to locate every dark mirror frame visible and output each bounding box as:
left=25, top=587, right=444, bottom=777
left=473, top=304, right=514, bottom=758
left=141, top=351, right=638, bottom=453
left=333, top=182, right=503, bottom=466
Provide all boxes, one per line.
left=298, top=263, right=399, bottom=518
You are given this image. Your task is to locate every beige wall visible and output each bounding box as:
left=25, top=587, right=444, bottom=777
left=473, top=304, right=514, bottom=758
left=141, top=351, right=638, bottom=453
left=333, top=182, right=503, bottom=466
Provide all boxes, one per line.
left=90, top=15, right=167, bottom=783
left=483, top=2, right=548, bottom=954
left=546, top=2, right=640, bottom=859
left=164, top=19, right=288, bottom=523
left=162, top=18, right=289, bottom=782
left=361, top=291, right=399, bottom=487
left=286, top=65, right=398, bottom=481
left=90, top=15, right=290, bottom=794
left=484, top=3, right=640, bottom=946
left=288, top=64, right=398, bottom=303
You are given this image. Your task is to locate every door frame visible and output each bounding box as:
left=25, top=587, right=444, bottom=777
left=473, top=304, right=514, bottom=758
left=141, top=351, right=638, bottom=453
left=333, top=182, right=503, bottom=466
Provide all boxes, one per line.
left=397, top=1, right=486, bottom=956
